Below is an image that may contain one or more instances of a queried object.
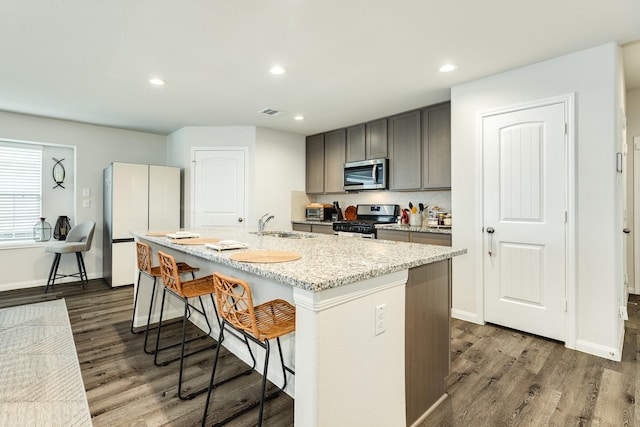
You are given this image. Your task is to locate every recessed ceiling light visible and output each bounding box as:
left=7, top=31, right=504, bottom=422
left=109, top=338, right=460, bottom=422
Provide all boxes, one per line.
left=294, top=115, right=305, bottom=121
left=439, top=63, right=457, bottom=73
left=269, top=65, right=286, bottom=75
left=149, top=77, right=166, bottom=86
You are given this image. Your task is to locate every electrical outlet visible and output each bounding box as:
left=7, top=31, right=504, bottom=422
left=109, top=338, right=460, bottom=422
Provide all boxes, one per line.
left=82, top=188, right=91, bottom=197
left=375, top=304, right=386, bottom=336
left=82, top=199, right=90, bottom=208
left=620, top=306, right=629, bottom=320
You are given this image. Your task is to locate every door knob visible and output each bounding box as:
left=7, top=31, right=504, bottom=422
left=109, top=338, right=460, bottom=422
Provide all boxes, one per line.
left=486, top=226, right=495, bottom=234
left=238, top=218, right=243, bottom=223
left=623, top=228, right=631, bottom=234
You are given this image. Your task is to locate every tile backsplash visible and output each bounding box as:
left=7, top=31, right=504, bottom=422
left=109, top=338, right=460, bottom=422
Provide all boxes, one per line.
left=313, top=190, right=451, bottom=214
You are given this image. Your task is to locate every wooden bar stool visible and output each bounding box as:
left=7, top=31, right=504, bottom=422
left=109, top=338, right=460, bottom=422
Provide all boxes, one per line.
left=131, top=241, right=200, bottom=355
left=201, top=272, right=296, bottom=427
left=154, top=250, right=222, bottom=400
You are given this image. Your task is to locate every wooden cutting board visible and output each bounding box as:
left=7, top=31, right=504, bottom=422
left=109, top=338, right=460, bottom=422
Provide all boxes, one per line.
left=172, top=238, right=221, bottom=245
left=229, top=250, right=301, bottom=263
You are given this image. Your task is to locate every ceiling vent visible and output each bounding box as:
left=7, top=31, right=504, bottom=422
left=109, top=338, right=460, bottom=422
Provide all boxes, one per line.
left=259, top=108, right=285, bottom=117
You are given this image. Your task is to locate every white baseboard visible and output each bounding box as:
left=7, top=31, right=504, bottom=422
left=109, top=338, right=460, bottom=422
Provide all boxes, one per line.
left=451, top=308, right=482, bottom=324
left=0, top=273, right=102, bottom=293
left=575, top=339, right=621, bottom=362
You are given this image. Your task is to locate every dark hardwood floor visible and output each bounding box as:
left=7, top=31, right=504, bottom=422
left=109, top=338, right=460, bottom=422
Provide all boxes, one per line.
left=0, top=279, right=294, bottom=427
left=423, top=295, right=640, bottom=427
left=1, top=280, right=639, bottom=426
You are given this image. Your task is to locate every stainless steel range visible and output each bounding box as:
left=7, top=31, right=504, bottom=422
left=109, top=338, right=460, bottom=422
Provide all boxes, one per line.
left=332, top=204, right=399, bottom=238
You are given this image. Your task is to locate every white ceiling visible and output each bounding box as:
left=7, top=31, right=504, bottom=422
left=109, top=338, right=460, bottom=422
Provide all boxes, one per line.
left=1, top=1, right=640, bottom=137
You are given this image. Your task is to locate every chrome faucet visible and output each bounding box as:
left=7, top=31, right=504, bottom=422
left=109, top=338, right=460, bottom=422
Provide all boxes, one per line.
left=258, top=213, right=274, bottom=236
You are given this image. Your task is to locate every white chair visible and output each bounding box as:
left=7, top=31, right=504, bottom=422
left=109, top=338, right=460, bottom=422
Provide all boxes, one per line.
left=44, top=221, right=95, bottom=293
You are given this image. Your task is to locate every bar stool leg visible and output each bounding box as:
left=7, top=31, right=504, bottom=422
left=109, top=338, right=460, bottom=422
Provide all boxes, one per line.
left=130, top=271, right=144, bottom=334
left=45, top=253, right=61, bottom=294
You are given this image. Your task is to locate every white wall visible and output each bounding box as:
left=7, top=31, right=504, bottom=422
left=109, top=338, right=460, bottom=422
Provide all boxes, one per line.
left=451, top=43, right=625, bottom=359
left=167, top=126, right=305, bottom=231
left=0, top=111, right=166, bottom=291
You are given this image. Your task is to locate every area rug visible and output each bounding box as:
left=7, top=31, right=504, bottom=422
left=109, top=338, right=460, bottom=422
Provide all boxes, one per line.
left=0, top=299, right=92, bottom=426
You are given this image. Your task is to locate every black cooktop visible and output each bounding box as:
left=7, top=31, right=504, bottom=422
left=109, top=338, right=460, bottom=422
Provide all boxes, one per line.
left=332, top=204, right=399, bottom=234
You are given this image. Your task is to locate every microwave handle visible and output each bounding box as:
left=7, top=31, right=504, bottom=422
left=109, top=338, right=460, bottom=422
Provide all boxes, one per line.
left=372, top=164, right=377, bottom=183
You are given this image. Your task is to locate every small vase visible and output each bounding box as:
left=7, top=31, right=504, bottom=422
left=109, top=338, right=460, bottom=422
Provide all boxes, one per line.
left=54, top=216, right=71, bottom=240
left=33, top=217, right=52, bottom=242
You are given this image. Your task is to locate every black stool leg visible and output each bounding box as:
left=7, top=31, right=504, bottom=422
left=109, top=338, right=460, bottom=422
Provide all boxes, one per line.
left=75, top=252, right=87, bottom=288
left=45, top=253, right=61, bottom=294
left=143, top=277, right=158, bottom=353
left=131, top=271, right=143, bottom=334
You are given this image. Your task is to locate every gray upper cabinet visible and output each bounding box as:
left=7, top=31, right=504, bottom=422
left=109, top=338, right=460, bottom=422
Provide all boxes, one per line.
left=324, top=129, right=346, bottom=193
left=389, top=110, right=421, bottom=190
left=422, top=102, right=451, bottom=189
left=366, top=118, right=388, bottom=159
left=346, top=119, right=388, bottom=162
left=306, top=134, right=325, bottom=194
left=346, top=124, right=366, bottom=162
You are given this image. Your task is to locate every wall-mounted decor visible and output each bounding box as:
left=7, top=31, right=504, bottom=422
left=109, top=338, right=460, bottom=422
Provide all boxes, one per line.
left=52, top=157, right=65, bottom=188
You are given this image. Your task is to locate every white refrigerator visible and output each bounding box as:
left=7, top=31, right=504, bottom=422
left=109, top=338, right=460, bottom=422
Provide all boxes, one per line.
left=103, top=162, right=180, bottom=287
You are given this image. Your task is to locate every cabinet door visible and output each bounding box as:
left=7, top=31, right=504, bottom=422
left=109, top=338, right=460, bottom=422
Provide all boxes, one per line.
left=410, top=232, right=452, bottom=246
left=311, top=224, right=335, bottom=235
left=346, top=124, right=366, bottom=162
left=376, top=229, right=410, bottom=242
left=306, top=134, right=325, bottom=194
left=389, top=110, right=421, bottom=190
left=422, top=103, right=451, bottom=189
left=292, top=223, right=312, bottom=232
left=366, top=118, right=388, bottom=159
left=324, top=129, right=346, bottom=193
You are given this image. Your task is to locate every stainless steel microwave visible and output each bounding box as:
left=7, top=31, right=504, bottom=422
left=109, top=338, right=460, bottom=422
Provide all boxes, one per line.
left=343, top=158, right=388, bottom=191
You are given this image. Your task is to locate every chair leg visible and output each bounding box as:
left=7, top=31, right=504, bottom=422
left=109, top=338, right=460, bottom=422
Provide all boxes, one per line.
left=131, top=271, right=143, bottom=334
left=75, top=252, right=88, bottom=287
left=257, top=339, right=271, bottom=427
left=45, top=253, right=61, bottom=294
left=202, top=324, right=227, bottom=427
left=153, top=288, right=169, bottom=367
left=143, top=277, right=158, bottom=353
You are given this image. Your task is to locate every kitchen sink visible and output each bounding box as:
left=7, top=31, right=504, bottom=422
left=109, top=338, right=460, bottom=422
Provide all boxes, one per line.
left=260, top=231, right=316, bottom=239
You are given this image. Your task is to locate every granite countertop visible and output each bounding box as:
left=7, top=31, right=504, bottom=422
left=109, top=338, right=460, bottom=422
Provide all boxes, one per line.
left=376, top=224, right=453, bottom=235
left=134, top=228, right=465, bottom=292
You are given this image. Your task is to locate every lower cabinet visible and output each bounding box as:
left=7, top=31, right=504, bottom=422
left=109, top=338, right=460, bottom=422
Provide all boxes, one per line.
left=377, top=229, right=451, bottom=246
left=292, top=223, right=334, bottom=235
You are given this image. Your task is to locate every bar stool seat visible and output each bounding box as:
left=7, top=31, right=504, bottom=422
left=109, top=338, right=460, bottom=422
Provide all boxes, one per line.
left=202, top=272, right=296, bottom=427
left=154, top=250, right=220, bottom=400
left=131, top=241, right=200, bottom=356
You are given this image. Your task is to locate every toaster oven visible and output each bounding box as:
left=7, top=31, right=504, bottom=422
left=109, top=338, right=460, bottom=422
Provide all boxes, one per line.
left=305, top=205, right=335, bottom=221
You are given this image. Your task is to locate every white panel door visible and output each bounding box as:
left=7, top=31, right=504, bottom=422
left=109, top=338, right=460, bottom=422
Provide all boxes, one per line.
left=483, top=102, right=566, bottom=341
left=193, top=149, right=246, bottom=227
left=148, top=165, right=180, bottom=231
left=112, top=162, right=149, bottom=239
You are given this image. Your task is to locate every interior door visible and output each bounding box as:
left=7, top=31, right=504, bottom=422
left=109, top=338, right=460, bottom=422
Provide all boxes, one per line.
left=193, top=149, right=246, bottom=227
left=483, top=101, right=567, bottom=341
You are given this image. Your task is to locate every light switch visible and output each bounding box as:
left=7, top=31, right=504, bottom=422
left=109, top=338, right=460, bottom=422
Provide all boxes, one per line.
left=82, top=188, right=91, bottom=197
left=82, top=199, right=90, bottom=208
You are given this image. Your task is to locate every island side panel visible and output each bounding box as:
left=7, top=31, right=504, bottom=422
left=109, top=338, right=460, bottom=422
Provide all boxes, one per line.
left=293, top=270, right=408, bottom=427
left=405, top=259, right=451, bottom=425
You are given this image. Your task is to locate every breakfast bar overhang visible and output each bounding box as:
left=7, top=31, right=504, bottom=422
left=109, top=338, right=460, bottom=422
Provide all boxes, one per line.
left=133, top=229, right=466, bottom=426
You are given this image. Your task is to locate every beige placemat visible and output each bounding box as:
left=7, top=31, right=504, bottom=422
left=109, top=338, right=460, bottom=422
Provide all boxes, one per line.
left=172, top=238, right=221, bottom=245
left=229, top=250, right=301, bottom=263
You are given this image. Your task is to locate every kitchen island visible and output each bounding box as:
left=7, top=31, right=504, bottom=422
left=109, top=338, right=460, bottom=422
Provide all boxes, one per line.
left=133, top=229, right=466, bottom=426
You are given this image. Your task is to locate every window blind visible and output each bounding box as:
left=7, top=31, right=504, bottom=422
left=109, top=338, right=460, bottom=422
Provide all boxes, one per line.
left=0, top=143, right=43, bottom=241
